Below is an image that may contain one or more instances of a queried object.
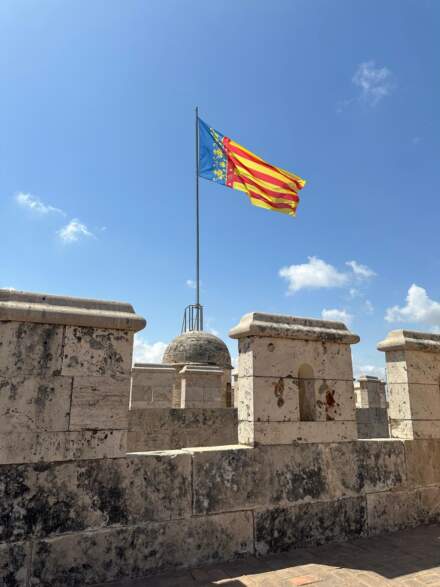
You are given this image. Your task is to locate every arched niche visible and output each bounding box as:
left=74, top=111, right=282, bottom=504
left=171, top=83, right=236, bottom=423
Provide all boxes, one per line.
left=298, top=363, right=316, bottom=422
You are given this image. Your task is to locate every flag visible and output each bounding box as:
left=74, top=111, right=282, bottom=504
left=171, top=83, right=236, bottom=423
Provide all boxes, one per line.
left=198, top=118, right=306, bottom=217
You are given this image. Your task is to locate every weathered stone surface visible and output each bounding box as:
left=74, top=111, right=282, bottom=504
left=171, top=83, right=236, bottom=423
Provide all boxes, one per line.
left=324, top=440, right=405, bottom=498
left=30, top=512, right=253, bottom=586
left=390, top=419, right=440, bottom=440
left=418, top=485, right=440, bottom=523
left=236, top=336, right=356, bottom=381
left=0, top=289, right=146, bottom=332
left=239, top=420, right=357, bottom=445
left=130, top=364, right=175, bottom=409
left=69, top=376, right=129, bottom=430
left=255, top=496, right=367, bottom=555
left=388, top=383, right=440, bottom=420
left=62, top=327, right=133, bottom=377
left=404, top=439, right=440, bottom=488
left=192, top=443, right=329, bottom=515
left=0, top=322, right=64, bottom=377
left=0, top=453, right=191, bottom=541
left=180, top=365, right=224, bottom=408
left=0, top=429, right=126, bottom=465
left=367, top=489, right=422, bottom=535
left=356, top=407, right=389, bottom=438
left=0, top=540, right=30, bottom=587
left=0, top=376, right=72, bottom=433
left=237, top=376, right=300, bottom=422
left=127, top=408, right=237, bottom=451
left=163, top=331, right=232, bottom=369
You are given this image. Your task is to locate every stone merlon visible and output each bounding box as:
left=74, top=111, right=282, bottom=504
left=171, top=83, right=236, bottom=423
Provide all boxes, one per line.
left=377, top=329, right=440, bottom=353
left=0, top=289, right=146, bottom=332
left=229, top=312, right=360, bottom=344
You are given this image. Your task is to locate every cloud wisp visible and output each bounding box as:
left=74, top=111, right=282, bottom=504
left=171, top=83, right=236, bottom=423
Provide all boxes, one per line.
left=133, top=336, right=168, bottom=364
left=57, top=219, right=95, bottom=243
left=352, top=61, right=394, bottom=106
left=321, top=308, right=353, bottom=326
left=279, top=256, right=375, bottom=294
left=15, top=192, right=65, bottom=216
left=385, top=284, right=440, bottom=327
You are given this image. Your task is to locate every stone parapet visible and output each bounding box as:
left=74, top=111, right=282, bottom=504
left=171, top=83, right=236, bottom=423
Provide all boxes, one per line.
left=0, top=289, right=146, bottom=331
left=378, top=329, right=440, bottom=439
left=229, top=312, right=359, bottom=445
left=179, top=364, right=225, bottom=408
left=130, top=363, right=176, bottom=408
left=2, top=438, right=440, bottom=584
left=0, top=289, right=146, bottom=464
left=127, top=407, right=238, bottom=451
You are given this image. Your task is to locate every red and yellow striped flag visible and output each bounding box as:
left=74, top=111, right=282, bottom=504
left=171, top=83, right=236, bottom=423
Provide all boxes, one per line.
left=199, top=118, right=306, bottom=217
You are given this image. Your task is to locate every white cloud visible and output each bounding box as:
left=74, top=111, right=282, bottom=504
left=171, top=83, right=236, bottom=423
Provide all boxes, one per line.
left=352, top=61, right=394, bottom=106
left=186, top=279, right=196, bottom=289
left=279, top=257, right=349, bottom=294
left=321, top=308, right=353, bottom=326
left=385, top=284, right=440, bottom=327
left=57, top=219, right=95, bottom=243
left=354, top=364, right=386, bottom=380
left=15, top=192, right=65, bottom=215
left=346, top=260, right=376, bottom=280
left=133, top=336, right=168, bottom=364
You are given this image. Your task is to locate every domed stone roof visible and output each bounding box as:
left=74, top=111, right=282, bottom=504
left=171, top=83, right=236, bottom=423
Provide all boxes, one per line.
left=163, top=331, right=232, bottom=369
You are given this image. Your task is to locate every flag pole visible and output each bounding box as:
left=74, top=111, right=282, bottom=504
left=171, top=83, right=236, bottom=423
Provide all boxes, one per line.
left=195, top=106, right=201, bottom=329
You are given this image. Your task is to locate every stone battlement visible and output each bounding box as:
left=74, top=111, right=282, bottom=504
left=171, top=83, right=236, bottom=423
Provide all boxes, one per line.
left=1, top=289, right=440, bottom=585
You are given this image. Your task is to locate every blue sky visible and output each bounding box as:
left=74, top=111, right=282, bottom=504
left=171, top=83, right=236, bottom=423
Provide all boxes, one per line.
left=1, top=0, right=439, bottom=375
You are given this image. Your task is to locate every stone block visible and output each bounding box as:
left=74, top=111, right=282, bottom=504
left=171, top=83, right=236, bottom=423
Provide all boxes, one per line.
left=0, top=322, right=64, bottom=377
left=418, top=485, right=440, bottom=523
left=405, top=350, right=440, bottom=385
left=404, top=439, right=440, bottom=488
left=0, top=540, right=30, bottom=587
left=390, top=419, right=440, bottom=440
left=192, top=443, right=329, bottom=515
left=237, top=376, right=299, bottom=422
left=30, top=512, right=253, bottom=586
left=69, top=376, right=129, bottom=430
left=237, top=336, right=355, bottom=381
left=127, top=408, right=238, bottom=451
left=62, top=326, right=133, bottom=377
left=0, top=452, right=191, bottom=541
left=388, top=383, right=440, bottom=420
left=180, top=365, right=224, bottom=408
left=367, top=489, right=422, bottom=535
left=254, top=496, right=367, bottom=555
left=0, top=429, right=126, bottom=465
left=238, top=420, right=357, bottom=445
left=356, top=408, right=389, bottom=439
left=324, top=440, right=405, bottom=498
left=130, top=364, right=175, bottom=409
left=0, top=376, right=72, bottom=434
left=382, top=349, right=407, bottom=384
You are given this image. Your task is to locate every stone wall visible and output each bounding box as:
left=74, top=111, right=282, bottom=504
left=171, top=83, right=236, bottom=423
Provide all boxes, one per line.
left=2, top=439, right=440, bottom=586
left=127, top=407, right=238, bottom=451
left=3, top=296, right=440, bottom=586
left=0, top=290, right=145, bottom=464
left=356, top=407, right=389, bottom=438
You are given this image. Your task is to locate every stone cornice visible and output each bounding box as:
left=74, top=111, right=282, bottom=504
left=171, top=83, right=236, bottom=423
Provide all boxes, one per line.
left=229, top=312, right=359, bottom=344
left=377, top=329, right=440, bottom=353
left=0, top=289, right=146, bottom=332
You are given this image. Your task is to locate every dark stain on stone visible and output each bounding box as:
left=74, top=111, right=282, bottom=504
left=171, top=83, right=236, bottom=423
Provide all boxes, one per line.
left=255, top=497, right=367, bottom=554
left=273, top=378, right=285, bottom=408
left=35, top=384, right=56, bottom=409
left=0, top=465, right=32, bottom=541
left=77, top=461, right=128, bottom=526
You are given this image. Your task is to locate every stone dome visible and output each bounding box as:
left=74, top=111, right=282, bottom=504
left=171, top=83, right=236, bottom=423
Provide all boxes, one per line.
left=162, top=331, right=232, bottom=369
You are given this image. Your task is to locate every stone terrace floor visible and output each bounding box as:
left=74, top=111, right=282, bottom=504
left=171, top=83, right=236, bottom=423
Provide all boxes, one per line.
left=96, top=525, right=440, bottom=586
